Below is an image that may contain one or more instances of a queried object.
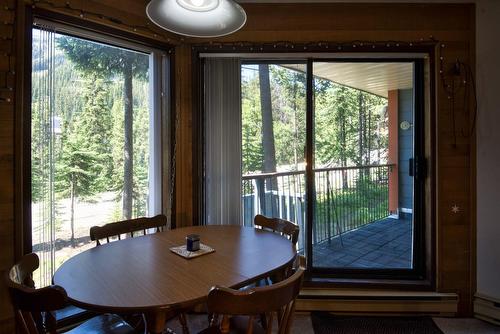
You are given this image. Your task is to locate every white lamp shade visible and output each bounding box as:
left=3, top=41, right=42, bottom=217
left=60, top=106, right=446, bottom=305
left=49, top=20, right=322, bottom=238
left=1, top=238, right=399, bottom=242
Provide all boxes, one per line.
left=146, top=0, right=247, bottom=38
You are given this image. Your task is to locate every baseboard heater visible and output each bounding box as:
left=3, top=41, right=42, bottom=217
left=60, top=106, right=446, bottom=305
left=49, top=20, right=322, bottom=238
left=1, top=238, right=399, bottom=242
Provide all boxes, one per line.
left=296, top=289, right=458, bottom=316
left=474, top=294, right=500, bottom=325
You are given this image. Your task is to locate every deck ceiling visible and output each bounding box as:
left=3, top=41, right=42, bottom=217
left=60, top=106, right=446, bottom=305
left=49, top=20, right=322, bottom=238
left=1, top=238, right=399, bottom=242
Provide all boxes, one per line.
left=286, top=62, right=414, bottom=98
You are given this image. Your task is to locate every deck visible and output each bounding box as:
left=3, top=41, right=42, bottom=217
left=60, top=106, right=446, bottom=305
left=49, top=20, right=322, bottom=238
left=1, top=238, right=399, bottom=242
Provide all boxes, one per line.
left=312, top=217, right=412, bottom=269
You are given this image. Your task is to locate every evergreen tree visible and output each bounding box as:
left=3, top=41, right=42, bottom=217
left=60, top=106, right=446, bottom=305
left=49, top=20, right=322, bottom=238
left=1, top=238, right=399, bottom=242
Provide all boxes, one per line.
left=270, top=66, right=307, bottom=169
left=78, top=77, right=113, bottom=190
left=55, top=77, right=111, bottom=245
left=132, top=82, right=150, bottom=217
left=56, top=136, right=100, bottom=246
left=57, top=36, right=148, bottom=220
left=315, top=81, right=387, bottom=170
left=241, top=67, right=264, bottom=174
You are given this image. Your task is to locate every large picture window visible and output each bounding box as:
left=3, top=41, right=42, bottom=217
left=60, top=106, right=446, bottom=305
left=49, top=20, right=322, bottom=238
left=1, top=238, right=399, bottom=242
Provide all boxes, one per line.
left=30, top=21, right=169, bottom=286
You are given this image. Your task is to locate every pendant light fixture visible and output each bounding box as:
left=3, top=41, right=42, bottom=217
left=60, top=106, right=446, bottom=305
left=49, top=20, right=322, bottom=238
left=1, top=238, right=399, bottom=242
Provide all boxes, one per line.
left=146, top=0, right=247, bottom=38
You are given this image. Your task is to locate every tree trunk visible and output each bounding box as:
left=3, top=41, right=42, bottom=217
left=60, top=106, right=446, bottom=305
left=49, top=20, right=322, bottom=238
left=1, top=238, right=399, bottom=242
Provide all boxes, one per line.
left=340, top=115, right=348, bottom=189
left=358, top=92, right=364, bottom=167
left=259, top=64, right=277, bottom=174
left=358, top=92, right=366, bottom=181
left=292, top=74, right=298, bottom=168
left=367, top=107, right=372, bottom=166
left=123, top=59, right=133, bottom=220
left=70, top=176, right=75, bottom=247
left=258, top=64, right=277, bottom=215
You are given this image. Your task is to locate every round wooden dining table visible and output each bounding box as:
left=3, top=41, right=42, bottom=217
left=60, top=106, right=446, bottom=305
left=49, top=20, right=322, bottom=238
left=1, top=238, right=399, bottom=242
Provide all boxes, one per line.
left=53, top=225, right=296, bottom=334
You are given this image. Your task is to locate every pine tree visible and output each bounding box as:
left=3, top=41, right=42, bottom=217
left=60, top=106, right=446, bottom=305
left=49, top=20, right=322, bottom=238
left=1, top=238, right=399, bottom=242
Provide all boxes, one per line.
left=241, top=68, right=264, bottom=173
left=56, top=133, right=101, bottom=246
left=78, top=77, right=113, bottom=190
left=55, top=78, right=110, bottom=245
left=57, top=35, right=148, bottom=220
left=270, top=66, right=307, bottom=169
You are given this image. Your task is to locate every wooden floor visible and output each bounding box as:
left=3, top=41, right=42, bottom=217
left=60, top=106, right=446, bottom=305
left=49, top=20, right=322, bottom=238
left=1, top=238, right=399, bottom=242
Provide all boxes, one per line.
left=312, top=217, right=412, bottom=269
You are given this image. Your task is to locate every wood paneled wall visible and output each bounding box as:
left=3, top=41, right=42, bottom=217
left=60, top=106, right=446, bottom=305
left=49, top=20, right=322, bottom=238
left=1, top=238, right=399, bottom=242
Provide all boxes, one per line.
left=0, top=1, right=475, bottom=331
left=0, top=0, right=177, bottom=331
left=179, top=3, right=476, bottom=315
left=0, top=0, right=16, bottom=331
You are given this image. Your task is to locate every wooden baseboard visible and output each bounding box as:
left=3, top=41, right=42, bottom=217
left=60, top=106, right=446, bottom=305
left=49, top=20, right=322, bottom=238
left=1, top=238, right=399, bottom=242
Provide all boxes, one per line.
left=296, top=289, right=458, bottom=316
left=474, top=294, right=500, bottom=325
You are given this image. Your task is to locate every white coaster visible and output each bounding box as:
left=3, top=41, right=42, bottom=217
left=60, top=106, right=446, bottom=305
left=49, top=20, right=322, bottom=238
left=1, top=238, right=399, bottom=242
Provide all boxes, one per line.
left=170, top=243, right=215, bottom=259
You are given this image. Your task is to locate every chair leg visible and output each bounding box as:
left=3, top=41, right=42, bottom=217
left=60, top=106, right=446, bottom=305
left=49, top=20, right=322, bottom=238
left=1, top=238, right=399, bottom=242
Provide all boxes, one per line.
left=209, top=314, right=219, bottom=327
left=221, top=315, right=230, bottom=334
left=260, top=313, right=268, bottom=329
left=178, top=313, right=189, bottom=334
left=142, top=314, right=148, bottom=334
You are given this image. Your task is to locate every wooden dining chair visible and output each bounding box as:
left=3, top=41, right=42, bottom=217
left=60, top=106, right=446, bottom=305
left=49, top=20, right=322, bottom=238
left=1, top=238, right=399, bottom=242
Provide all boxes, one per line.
left=90, top=214, right=168, bottom=246
left=5, top=252, right=95, bottom=333
left=199, top=268, right=305, bottom=334
left=254, top=214, right=300, bottom=283
left=89, top=214, right=189, bottom=334
left=5, top=253, right=136, bottom=334
left=254, top=215, right=300, bottom=248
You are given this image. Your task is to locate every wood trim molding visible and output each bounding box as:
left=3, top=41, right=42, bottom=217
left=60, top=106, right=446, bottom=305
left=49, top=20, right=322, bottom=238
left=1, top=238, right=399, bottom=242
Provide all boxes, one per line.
left=32, top=8, right=175, bottom=51
left=28, top=0, right=180, bottom=45
left=14, top=0, right=33, bottom=262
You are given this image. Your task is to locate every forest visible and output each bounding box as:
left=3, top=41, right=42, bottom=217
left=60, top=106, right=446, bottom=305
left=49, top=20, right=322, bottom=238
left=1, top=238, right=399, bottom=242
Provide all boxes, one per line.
left=241, top=64, right=388, bottom=175
left=32, top=30, right=151, bottom=247
left=240, top=64, right=390, bottom=246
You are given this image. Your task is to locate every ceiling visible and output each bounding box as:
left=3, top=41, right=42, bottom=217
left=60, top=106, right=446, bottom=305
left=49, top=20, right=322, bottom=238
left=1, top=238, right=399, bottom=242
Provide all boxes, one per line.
left=286, top=62, right=414, bottom=97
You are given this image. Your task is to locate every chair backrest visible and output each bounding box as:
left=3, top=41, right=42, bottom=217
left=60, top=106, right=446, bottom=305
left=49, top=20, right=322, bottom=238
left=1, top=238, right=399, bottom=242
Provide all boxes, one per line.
left=5, top=253, right=68, bottom=334
left=207, top=268, right=304, bottom=334
left=254, top=214, right=300, bottom=247
left=90, top=214, right=168, bottom=246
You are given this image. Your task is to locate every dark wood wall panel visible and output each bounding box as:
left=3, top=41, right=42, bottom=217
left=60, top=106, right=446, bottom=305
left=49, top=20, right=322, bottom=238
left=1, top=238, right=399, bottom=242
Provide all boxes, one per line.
left=174, top=45, right=194, bottom=228
left=0, top=0, right=16, bottom=331
left=1, top=1, right=176, bottom=331
left=181, top=3, right=476, bottom=316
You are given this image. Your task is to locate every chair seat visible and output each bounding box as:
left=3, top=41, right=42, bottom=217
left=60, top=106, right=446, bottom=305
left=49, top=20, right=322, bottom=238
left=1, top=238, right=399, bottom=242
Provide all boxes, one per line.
left=66, top=314, right=136, bottom=334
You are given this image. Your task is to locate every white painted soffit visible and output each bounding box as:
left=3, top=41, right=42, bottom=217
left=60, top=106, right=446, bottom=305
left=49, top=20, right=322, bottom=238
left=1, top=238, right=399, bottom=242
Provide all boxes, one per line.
left=283, top=62, right=414, bottom=98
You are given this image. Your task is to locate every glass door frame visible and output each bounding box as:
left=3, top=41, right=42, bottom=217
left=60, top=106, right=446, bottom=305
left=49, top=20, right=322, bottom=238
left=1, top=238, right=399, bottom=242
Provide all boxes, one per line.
left=196, top=50, right=432, bottom=283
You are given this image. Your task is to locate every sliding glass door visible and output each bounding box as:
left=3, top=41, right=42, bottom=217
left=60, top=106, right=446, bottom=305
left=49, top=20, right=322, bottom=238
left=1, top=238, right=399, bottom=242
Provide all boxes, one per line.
left=311, top=61, right=422, bottom=275
left=203, top=57, right=425, bottom=279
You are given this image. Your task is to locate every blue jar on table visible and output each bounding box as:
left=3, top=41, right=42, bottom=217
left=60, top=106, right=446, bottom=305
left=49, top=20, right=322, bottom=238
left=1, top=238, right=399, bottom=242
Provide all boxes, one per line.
left=186, top=234, right=200, bottom=252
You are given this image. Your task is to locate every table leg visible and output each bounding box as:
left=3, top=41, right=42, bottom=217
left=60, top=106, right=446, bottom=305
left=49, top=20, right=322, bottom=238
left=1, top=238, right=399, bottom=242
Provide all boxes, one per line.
left=145, top=309, right=190, bottom=334
left=145, top=311, right=167, bottom=334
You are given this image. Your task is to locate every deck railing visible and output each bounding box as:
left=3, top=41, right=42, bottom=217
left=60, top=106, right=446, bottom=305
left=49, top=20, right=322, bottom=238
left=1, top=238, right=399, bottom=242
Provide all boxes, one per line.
left=242, top=164, right=393, bottom=251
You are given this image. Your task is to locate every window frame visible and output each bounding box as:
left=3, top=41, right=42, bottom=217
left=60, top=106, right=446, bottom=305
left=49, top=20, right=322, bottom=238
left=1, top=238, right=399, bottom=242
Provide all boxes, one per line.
left=194, top=47, right=436, bottom=288
left=20, top=8, right=174, bottom=261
